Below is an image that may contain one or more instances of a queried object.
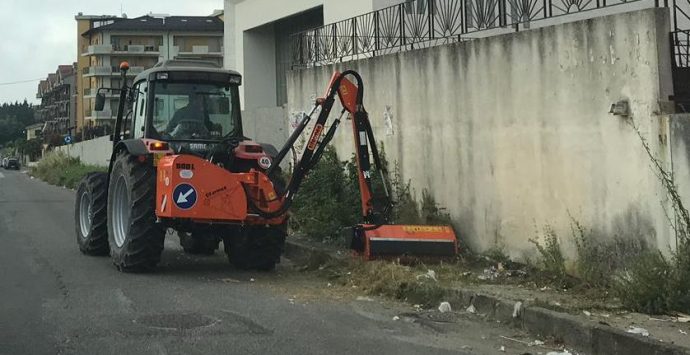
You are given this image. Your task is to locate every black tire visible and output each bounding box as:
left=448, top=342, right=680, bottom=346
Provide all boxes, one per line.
left=178, top=232, right=220, bottom=255
left=223, top=224, right=287, bottom=271
left=107, top=151, right=165, bottom=272
left=75, top=172, right=109, bottom=256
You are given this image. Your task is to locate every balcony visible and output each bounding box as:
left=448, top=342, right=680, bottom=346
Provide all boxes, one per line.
left=82, top=45, right=114, bottom=56
left=174, top=45, right=223, bottom=57
left=84, top=88, right=120, bottom=98
left=128, top=66, right=145, bottom=75
left=82, top=66, right=145, bottom=77
left=82, top=66, right=112, bottom=77
left=112, top=44, right=160, bottom=56
left=84, top=110, right=114, bottom=121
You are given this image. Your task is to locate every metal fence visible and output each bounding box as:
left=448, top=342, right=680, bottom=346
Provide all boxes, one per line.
left=290, top=0, right=669, bottom=67
left=673, top=30, right=690, bottom=67
left=288, top=0, right=690, bottom=70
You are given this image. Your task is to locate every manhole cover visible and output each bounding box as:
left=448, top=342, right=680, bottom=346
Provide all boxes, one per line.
left=135, top=313, right=218, bottom=330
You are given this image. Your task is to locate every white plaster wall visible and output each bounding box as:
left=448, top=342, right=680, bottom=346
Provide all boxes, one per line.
left=56, top=136, right=112, bottom=167
left=242, top=24, right=277, bottom=110
left=224, top=0, right=378, bottom=107
left=287, top=8, right=676, bottom=258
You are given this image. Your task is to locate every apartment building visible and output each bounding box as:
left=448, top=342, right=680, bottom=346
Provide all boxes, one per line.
left=35, top=64, right=77, bottom=138
left=75, top=13, right=224, bottom=135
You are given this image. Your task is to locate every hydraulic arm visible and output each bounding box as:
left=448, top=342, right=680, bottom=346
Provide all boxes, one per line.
left=254, top=70, right=458, bottom=259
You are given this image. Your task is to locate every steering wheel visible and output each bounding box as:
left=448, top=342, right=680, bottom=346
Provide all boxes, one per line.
left=169, top=119, right=210, bottom=139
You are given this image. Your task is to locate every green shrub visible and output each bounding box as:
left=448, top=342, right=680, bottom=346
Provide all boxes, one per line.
left=290, top=147, right=360, bottom=241
left=291, top=145, right=455, bottom=243
left=32, top=151, right=106, bottom=189
left=530, top=226, right=567, bottom=284
left=572, top=219, right=647, bottom=288
left=613, top=251, right=671, bottom=314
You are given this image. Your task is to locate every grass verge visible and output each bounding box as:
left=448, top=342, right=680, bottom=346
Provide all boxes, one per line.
left=31, top=151, right=106, bottom=189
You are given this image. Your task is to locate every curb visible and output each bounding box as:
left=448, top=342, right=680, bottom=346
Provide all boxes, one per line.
left=446, top=288, right=690, bottom=355
left=285, top=239, right=690, bottom=355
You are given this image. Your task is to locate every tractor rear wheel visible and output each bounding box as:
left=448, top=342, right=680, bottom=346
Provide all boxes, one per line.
left=223, top=225, right=286, bottom=271
left=107, top=151, right=165, bottom=272
left=75, top=172, right=109, bottom=256
left=178, top=232, right=220, bottom=255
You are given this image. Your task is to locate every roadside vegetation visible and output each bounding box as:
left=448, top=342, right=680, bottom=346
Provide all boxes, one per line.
left=293, top=120, right=690, bottom=317
left=31, top=151, right=106, bottom=189
left=290, top=146, right=452, bottom=243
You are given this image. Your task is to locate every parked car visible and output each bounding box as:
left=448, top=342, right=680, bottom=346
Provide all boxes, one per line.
left=5, top=158, right=19, bottom=170
left=1, top=157, right=7, bottom=168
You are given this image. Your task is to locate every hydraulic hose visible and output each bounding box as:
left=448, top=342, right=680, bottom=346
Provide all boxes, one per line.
left=246, top=70, right=377, bottom=220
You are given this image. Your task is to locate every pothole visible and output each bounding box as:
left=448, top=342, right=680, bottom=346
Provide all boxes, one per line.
left=135, top=313, right=219, bottom=330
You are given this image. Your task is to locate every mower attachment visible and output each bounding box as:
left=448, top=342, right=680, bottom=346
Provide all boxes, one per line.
left=349, top=224, right=458, bottom=260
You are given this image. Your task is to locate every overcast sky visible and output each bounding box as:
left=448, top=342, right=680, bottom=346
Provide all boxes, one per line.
left=0, top=0, right=222, bottom=105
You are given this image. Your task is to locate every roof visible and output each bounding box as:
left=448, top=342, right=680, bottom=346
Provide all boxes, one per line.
left=82, top=15, right=223, bottom=36
left=57, top=65, right=74, bottom=78
left=133, top=60, right=240, bottom=83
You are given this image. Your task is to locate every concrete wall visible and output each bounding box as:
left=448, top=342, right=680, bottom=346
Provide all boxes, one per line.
left=242, top=106, right=289, bottom=150
left=224, top=0, right=382, bottom=107
left=287, top=8, right=678, bottom=258
left=56, top=136, right=112, bottom=167
left=242, top=24, right=278, bottom=110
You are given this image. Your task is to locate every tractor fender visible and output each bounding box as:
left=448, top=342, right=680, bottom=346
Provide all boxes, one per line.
left=115, top=139, right=149, bottom=156
left=107, top=139, right=149, bottom=173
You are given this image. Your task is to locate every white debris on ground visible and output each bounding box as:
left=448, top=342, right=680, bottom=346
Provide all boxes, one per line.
left=512, top=301, right=522, bottom=318
left=546, top=350, right=572, bottom=355
left=392, top=316, right=400, bottom=321
left=249, top=278, right=255, bottom=282
left=680, top=329, right=688, bottom=335
left=626, top=326, right=650, bottom=337
left=530, top=340, right=545, bottom=346
left=356, top=296, right=374, bottom=302
left=416, top=270, right=437, bottom=282
left=499, top=345, right=505, bottom=352
left=466, top=304, right=476, bottom=314
left=477, top=266, right=500, bottom=281
left=583, top=310, right=592, bottom=316
left=438, top=302, right=452, bottom=313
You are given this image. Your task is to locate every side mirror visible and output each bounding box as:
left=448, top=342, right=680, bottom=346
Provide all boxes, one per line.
left=95, top=93, right=106, bottom=112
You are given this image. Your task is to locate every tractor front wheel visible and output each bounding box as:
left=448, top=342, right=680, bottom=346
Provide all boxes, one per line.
left=107, top=151, right=165, bottom=272
left=223, top=225, right=286, bottom=271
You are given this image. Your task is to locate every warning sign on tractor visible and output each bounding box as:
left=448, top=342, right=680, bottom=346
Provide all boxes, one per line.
left=173, top=184, right=197, bottom=210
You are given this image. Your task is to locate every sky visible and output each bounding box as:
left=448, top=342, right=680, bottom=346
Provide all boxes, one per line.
left=0, top=0, right=223, bottom=105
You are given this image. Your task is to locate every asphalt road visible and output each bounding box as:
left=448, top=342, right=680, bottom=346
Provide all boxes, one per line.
left=0, top=170, right=535, bottom=355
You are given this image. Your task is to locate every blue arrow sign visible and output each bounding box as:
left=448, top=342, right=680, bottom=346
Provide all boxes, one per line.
left=173, top=183, right=197, bottom=210
left=64, top=135, right=72, bottom=144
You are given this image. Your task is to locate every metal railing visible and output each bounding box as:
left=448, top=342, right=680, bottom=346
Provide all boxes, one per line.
left=673, top=30, right=690, bottom=67
left=291, top=0, right=664, bottom=67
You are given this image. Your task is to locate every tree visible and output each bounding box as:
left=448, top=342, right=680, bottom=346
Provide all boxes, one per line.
left=0, top=100, right=36, bottom=146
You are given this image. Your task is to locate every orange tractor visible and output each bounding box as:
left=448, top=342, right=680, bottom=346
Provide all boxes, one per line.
left=75, top=60, right=457, bottom=272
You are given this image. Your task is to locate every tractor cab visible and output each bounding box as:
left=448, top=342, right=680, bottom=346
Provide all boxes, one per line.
left=96, top=60, right=245, bottom=158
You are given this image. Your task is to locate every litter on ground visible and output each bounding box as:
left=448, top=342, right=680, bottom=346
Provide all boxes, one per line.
left=626, top=326, right=650, bottom=337
left=438, top=302, right=452, bottom=313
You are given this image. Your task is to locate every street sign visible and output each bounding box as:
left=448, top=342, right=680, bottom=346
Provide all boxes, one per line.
left=173, top=183, right=197, bottom=210
left=64, top=135, right=72, bottom=144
